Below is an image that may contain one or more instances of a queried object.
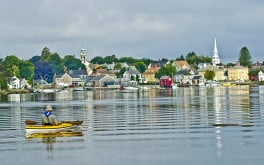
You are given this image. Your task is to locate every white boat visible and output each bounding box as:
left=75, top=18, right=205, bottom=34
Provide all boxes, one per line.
left=139, top=86, right=150, bottom=91
left=73, top=87, right=85, bottom=91
left=34, top=89, right=56, bottom=93
left=123, top=86, right=139, bottom=90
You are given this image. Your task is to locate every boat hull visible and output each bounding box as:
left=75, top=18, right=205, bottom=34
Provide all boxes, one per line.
left=25, top=123, right=80, bottom=134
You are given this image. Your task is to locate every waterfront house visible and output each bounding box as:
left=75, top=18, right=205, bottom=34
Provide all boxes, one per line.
left=198, top=65, right=226, bottom=81
left=8, top=76, right=20, bottom=89
left=227, top=63, right=249, bottom=81
left=90, top=74, right=117, bottom=87
left=160, top=76, right=172, bottom=88
left=174, top=69, right=197, bottom=84
left=192, top=75, right=203, bottom=86
left=258, top=71, right=264, bottom=81
left=56, top=69, right=88, bottom=87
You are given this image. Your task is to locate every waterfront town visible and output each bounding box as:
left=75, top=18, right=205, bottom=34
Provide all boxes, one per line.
left=1, top=38, right=263, bottom=94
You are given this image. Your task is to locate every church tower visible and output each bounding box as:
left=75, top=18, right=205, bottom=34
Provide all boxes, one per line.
left=80, top=48, right=87, bottom=64
left=212, top=38, right=220, bottom=66
left=80, top=48, right=93, bottom=75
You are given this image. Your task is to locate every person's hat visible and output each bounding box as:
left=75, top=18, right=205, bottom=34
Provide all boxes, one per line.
left=45, top=105, right=53, bottom=111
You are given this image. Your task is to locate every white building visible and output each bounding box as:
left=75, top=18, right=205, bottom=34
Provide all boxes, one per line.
left=212, top=38, right=221, bottom=66
left=258, top=71, right=264, bottom=81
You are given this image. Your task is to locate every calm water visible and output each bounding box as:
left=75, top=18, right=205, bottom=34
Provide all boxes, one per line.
left=0, top=86, right=264, bottom=165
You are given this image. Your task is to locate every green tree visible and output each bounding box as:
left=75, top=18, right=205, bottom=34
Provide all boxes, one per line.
left=134, top=61, right=147, bottom=73
left=119, top=57, right=136, bottom=65
left=91, top=56, right=104, bottom=64
left=140, top=58, right=153, bottom=67
left=198, top=56, right=212, bottom=63
left=176, top=55, right=185, bottom=60
left=47, top=53, right=63, bottom=74
left=104, top=55, right=118, bottom=64
left=204, top=70, right=215, bottom=80
left=63, top=55, right=85, bottom=70
left=0, top=59, right=7, bottom=89
left=186, top=52, right=198, bottom=64
left=41, top=47, right=51, bottom=61
left=3, top=55, right=21, bottom=77
left=0, top=74, right=7, bottom=89
left=114, top=63, right=122, bottom=70
left=19, top=60, right=34, bottom=80
left=239, top=47, right=252, bottom=67
left=155, top=63, right=176, bottom=79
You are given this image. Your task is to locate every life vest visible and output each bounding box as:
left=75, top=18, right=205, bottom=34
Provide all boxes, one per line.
left=43, top=111, right=53, bottom=125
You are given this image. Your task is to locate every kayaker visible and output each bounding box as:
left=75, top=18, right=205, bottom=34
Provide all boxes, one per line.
left=42, top=105, right=59, bottom=125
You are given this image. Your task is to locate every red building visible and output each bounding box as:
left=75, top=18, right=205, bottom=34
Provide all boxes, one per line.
left=160, top=76, right=172, bottom=88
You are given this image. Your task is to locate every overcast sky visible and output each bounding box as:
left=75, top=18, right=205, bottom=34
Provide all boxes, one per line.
left=0, top=0, right=263, bottom=63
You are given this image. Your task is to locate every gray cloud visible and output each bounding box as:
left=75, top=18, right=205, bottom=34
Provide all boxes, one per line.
left=0, top=0, right=263, bottom=63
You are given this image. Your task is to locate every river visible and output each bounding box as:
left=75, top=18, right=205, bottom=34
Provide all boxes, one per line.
left=0, top=86, right=264, bottom=165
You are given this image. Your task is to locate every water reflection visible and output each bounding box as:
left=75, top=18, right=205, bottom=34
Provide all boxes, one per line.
left=1, top=86, right=264, bottom=164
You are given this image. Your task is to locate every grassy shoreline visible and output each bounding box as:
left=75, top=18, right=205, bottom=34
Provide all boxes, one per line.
left=0, top=89, right=31, bottom=95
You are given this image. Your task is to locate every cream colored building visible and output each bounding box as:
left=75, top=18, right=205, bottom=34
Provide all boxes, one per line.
left=198, top=66, right=226, bottom=81
left=227, top=65, right=249, bottom=81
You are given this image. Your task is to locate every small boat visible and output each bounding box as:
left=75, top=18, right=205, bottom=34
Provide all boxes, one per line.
left=25, top=123, right=80, bottom=135
left=73, top=87, right=85, bottom=91
left=25, top=120, right=83, bottom=125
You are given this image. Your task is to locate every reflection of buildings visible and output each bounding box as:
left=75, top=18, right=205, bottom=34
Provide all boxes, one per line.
left=259, top=86, right=264, bottom=118
left=214, top=86, right=250, bottom=124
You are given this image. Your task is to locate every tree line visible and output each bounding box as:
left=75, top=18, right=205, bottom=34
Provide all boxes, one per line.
left=0, top=46, right=255, bottom=89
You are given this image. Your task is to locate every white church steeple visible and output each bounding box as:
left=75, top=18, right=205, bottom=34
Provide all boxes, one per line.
left=212, top=38, right=220, bottom=66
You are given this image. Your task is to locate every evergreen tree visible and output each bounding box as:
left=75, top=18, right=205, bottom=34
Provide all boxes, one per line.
left=239, top=47, right=252, bottom=67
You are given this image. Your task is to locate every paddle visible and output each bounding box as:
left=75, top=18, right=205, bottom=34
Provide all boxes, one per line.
left=25, top=120, right=83, bottom=125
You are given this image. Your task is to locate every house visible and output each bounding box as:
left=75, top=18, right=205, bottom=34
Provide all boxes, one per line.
left=150, top=59, right=170, bottom=68
left=160, top=76, right=172, bottom=88
left=123, top=66, right=142, bottom=82
left=198, top=65, right=226, bottom=81
left=55, top=69, right=88, bottom=87
left=8, top=76, right=20, bottom=89
left=172, top=60, right=190, bottom=70
left=174, top=69, right=197, bottom=84
left=120, top=62, right=129, bottom=69
left=20, top=78, right=29, bottom=89
left=90, top=74, right=117, bottom=87
left=227, top=63, right=249, bottom=81
left=198, top=63, right=212, bottom=69
left=258, top=71, right=264, bottom=81
left=141, top=64, right=159, bottom=83
left=192, top=75, right=203, bottom=86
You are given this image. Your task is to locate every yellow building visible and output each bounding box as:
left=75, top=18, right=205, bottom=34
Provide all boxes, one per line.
left=198, top=66, right=226, bottom=81
left=227, top=65, right=249, bottom=81
left=142, top=64, right=159, bottom=83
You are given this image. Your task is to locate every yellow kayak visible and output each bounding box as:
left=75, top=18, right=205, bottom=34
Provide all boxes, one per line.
left=25, top=123, right=79, bottom=134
